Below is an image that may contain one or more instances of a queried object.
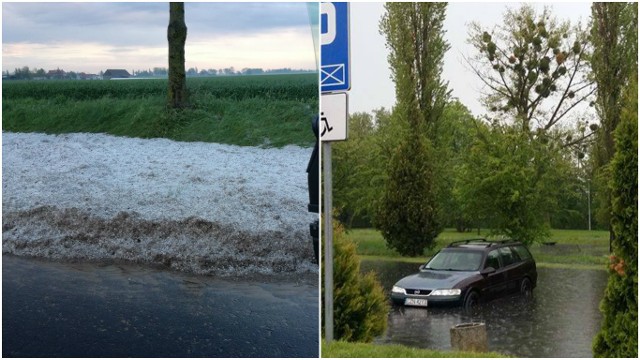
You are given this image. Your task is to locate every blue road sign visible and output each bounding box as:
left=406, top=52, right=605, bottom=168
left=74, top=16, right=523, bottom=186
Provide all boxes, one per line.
left=321, top=2, right=349, bottom=93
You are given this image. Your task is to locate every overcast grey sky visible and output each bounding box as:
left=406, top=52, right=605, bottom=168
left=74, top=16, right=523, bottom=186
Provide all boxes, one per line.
left=2, top=1, right=594, bottom=116
left=2, top=2, right=317, bottom=74
left=349, top=2, right=593, bottom=117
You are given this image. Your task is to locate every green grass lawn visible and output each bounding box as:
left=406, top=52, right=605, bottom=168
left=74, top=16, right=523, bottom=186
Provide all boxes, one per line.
left=322, top=340, right=509, bottom=358
left=346, top=228, right=610, bottom=270
left=2, top=74, right=318, bottom=148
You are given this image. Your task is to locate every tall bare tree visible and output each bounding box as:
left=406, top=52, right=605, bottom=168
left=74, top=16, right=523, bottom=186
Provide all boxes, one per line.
left=167, top=2, right=188, bottom=109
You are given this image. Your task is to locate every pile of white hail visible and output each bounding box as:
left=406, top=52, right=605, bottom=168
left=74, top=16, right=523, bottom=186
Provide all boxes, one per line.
left=2, top=132, right=317, bottom=276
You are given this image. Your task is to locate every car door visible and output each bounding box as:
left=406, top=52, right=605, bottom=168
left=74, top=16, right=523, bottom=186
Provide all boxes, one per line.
left=498, top=246, right=521, bottom=293
left=480, top=249, right=507, bottom=300
left=511, top=244, right=537, bottom=286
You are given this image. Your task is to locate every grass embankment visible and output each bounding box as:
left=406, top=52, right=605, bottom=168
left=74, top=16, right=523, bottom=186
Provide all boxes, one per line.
left=322, top=340, right=508, bottom=358
left=350, top=228, right=609, bottom=270
left=2, top=74, right=318, bottom=147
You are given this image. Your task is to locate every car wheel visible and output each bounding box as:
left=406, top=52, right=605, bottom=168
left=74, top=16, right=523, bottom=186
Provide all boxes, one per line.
left=520, top=277, right=533, bottom=298
left=464, top=290, right=479, bottom=308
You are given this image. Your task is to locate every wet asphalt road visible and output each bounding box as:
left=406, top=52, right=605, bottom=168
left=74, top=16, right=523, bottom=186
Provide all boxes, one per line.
left=2, top=255, right=319, bottom=357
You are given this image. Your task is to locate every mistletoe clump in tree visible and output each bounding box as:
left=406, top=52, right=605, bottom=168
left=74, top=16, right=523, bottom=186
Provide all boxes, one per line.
left=467, top=5, right=595, bottom=141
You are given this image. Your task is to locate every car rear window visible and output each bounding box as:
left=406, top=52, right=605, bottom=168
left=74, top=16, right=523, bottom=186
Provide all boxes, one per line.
left=511, top=245, right=532, bottom=261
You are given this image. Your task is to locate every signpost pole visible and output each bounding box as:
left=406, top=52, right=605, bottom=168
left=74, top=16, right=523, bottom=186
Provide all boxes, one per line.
left=323, top=141, right=334, bottom=343
left=321, top=1, right=349, bottom=345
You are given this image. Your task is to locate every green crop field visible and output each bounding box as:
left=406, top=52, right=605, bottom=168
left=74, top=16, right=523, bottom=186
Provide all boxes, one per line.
left=2, top=74, right=317, bottom=101
left=2, top=73, right=318, bottom=147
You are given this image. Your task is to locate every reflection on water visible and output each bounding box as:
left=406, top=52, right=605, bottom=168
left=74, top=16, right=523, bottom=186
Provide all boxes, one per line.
left=361, top=260, right=607, bottom=357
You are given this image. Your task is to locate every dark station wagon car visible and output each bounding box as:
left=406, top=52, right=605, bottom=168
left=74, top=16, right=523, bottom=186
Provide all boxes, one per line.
left=391, top=239, right=537, bottom=308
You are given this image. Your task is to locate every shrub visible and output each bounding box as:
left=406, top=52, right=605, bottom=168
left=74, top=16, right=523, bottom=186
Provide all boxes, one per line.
left=592, top=76, right=638, bottom=357
left=322, top=219, right=388, bottom=342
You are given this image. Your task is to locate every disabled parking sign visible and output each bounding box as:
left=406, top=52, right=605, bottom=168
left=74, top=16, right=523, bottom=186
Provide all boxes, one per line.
left=321, top=2, right=350, bottom=93
left=321, top=92, right=347, bottom=141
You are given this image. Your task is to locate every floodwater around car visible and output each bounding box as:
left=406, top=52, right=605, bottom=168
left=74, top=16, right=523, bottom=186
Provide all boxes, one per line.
left=361, top=260, right=607, bottom=358
left=3, top=255, right=318, bottom=357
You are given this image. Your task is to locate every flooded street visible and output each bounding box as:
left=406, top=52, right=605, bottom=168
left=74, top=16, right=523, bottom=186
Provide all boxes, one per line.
left=362, top=260, right=607, bottom=357
left=3, top=255, right=318, bottom=357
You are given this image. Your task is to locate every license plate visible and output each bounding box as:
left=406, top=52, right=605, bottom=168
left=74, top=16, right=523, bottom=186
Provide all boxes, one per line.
left=405, top=298, right=428, bottom=307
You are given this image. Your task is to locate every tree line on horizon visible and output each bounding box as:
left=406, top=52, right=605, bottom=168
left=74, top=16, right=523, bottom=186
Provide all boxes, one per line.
left=2, top=65, right=315, bottom=81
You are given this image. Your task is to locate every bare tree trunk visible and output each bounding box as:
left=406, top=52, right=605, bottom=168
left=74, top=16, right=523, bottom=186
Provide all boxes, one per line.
left=167, top=2, right=188, bottom=109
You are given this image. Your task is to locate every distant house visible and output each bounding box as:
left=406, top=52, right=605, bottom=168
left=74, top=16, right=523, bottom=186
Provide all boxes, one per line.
left=103, top=69, right=131, bottom=80
left=47, top=69, right=66, bottom=80
left=78, top=72, right=100, bottom=80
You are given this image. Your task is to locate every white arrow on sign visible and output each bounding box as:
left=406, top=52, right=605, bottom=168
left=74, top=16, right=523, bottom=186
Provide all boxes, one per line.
left=321, top=92, right=348, bottom=142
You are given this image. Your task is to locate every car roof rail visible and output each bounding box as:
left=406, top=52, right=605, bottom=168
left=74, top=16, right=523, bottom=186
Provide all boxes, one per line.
left=448, top=238, right=520, bottom=248
left=491, top=239, right=519, bottom=244
left=447, top=238, right=489, bottom=247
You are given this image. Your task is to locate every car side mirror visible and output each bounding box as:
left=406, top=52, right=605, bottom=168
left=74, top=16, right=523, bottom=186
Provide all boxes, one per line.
left=480, top=267, right=496, bottom=275
left=419, top=264, right=426, bottom=271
